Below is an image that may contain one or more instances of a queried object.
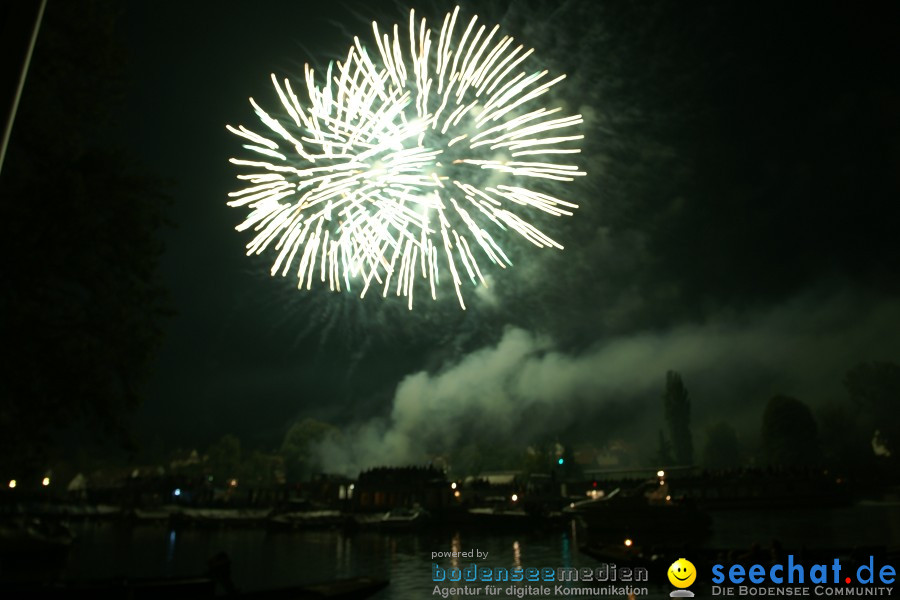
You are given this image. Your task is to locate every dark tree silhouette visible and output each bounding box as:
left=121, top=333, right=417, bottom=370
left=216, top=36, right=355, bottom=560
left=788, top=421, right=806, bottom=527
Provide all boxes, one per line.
left=281, top=418, right=336, bottom=482
left=761, top=395, right=820, bottom=467
left=656, top=429, right=673, bottom=466
left=206, top=435, right=243, bottom=483
left=844, top=361, right=900, bottom=460
left=701, top=422, right=740, bottom=469
left=0, top=1, right=170, bottom=475
left=663, top=370, right=693, bottom=465
left=818, top=402, right=875, bottom=473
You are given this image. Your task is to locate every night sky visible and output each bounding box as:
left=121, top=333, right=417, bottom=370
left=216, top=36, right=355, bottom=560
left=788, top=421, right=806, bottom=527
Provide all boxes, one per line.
left=8, top=1, right=900, bottom=472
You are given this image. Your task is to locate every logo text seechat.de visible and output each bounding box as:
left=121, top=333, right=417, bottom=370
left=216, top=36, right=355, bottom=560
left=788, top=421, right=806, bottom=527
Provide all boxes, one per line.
left=712, top=555, right=895, bottom=586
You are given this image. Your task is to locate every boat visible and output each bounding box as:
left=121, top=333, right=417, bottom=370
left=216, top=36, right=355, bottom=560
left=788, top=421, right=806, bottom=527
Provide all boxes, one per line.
left=128, top=505, right=178, bottom=522
left=464, top=507, right=568, bottom=531
left=0, top=517, right=74, bottom=560
left=377, top=507, right=429, bottom=531
left=565, top=479, right=710, bottom=542
left=266, top=510, right=347, bottom=531
left=172, top=507, right=273, bottom=528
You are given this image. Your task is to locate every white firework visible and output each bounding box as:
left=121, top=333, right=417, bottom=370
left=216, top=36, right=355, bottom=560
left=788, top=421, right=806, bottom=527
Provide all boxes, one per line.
left=227, top=6, right=585, bottom=309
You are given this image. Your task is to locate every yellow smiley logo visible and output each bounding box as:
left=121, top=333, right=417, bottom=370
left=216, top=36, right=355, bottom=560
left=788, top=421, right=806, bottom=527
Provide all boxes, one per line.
left=668, top=558, right=696, bottom=588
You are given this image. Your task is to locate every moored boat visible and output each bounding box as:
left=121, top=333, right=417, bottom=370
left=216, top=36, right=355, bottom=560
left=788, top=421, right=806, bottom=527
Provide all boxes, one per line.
left=377, top=506, right=429, bottom=531
left=565, top=480, right=710, bottom=542
left=266, top=509, right=347, bottom=531
left=0, top=517, right=74, bottom=560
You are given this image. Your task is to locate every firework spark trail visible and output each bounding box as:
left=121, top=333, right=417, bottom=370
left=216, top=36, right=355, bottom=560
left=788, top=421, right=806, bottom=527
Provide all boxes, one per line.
left=227, top=6, right=585, bottom=309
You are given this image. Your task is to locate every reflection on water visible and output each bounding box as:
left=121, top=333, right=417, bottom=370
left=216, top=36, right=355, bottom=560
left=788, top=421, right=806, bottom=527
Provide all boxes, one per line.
left=450, top=531, right=462, bottom=570
left=165, top=529, right=176, bottom=570
left=12, top=522, right=664, bottom=599
left=2, top=503, right=897, bottom=600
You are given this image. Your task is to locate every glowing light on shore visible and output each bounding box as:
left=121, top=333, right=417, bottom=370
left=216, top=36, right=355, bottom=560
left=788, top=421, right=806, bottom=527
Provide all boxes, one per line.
left=227, top=7, right=584, bottom=309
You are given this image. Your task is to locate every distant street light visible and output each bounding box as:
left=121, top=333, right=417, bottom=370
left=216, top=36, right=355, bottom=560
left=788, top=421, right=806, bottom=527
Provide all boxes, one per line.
left=41, top=477, right=50, bottom=486
left=8, top=480, right=16, bottom=489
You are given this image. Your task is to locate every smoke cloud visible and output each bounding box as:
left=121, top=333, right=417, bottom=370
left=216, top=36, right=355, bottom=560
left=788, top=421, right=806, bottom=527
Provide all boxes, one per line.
left=316, top=289, right=900, bottom=475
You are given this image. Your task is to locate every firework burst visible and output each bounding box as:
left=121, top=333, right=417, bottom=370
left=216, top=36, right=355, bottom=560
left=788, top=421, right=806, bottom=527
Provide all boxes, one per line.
left=227, top=6, right=585, bottom=309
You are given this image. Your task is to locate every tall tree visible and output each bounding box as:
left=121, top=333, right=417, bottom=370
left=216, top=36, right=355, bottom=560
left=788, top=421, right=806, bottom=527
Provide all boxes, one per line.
left=656, top=429, right=674, bottom=466
left=206, top=434, right=242, bottom=483
left=663, top=371, right=694, bottom=465
left=281, top=418, right=336, bottom=482
left=761, top=395, right=820, bottom=466
left=844, top=362, right=900, bottom=459
left=701, top=422, right=740, bottom=469
left=818, top=402, right=874, bottom=472
left=0, top=1, right=170, bottom=474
